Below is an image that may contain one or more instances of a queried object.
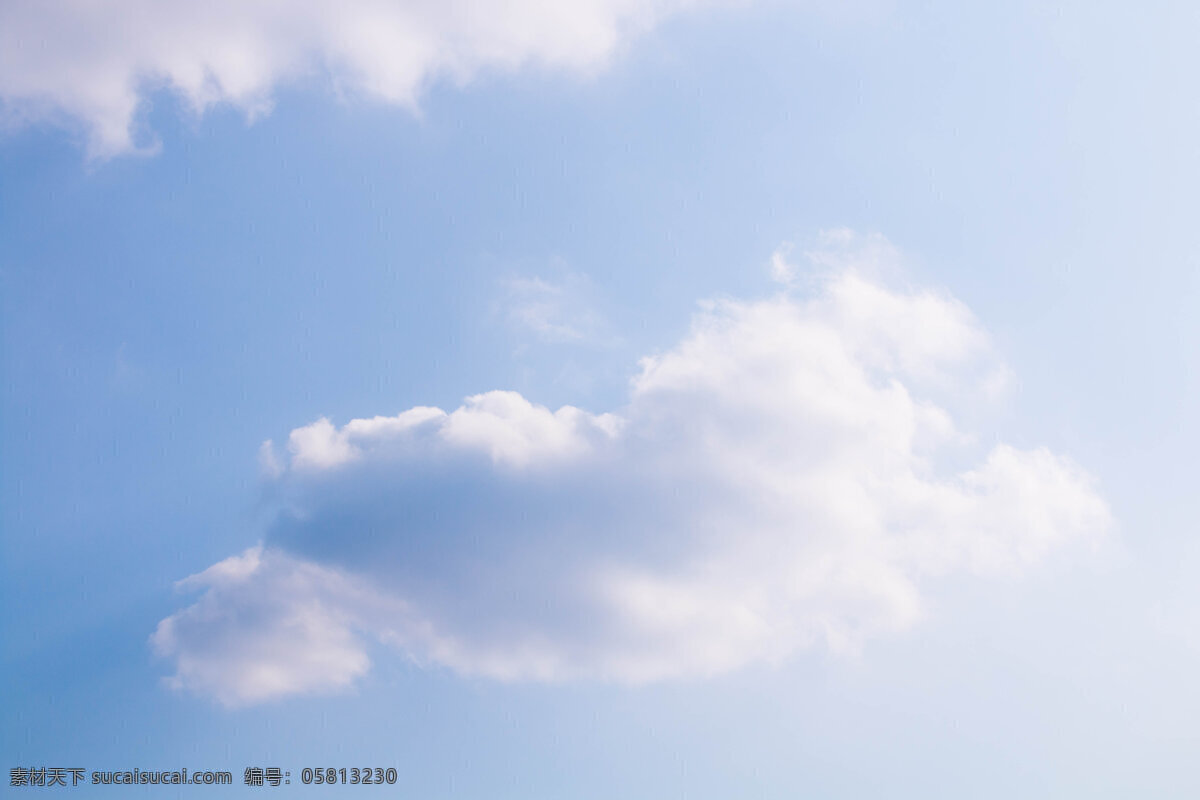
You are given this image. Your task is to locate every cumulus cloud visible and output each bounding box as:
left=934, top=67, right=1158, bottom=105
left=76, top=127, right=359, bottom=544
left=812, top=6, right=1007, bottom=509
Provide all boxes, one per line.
left=0, top=0, right=700, bottom=158
left=152, top=547, right=382, bottom=706
left=154, top=239, right=1113, bottom=705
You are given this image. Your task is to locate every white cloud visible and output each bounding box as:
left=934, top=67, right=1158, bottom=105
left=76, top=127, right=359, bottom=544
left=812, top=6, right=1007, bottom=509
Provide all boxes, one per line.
left=0, top=0, right=701, bottom=158
left=441, top=391, right=622, bottom=466
left=152, top=547, right=379, bottom=706
left=154, top=241, right=1113, bottom=704
left=282, top=406, right=448, bottom=471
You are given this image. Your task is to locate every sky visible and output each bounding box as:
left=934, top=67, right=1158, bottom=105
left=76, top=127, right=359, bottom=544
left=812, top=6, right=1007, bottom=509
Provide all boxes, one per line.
left=3, top=0, right=1200, bottom=797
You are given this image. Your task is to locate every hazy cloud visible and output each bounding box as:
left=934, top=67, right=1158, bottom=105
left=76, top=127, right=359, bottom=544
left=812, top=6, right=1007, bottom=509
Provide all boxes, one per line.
left=500, top=271, right=617, bottom=346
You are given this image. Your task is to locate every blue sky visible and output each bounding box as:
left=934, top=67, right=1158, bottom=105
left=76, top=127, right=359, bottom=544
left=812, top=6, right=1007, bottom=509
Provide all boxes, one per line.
left=3, top=1, right=1199, bottom=797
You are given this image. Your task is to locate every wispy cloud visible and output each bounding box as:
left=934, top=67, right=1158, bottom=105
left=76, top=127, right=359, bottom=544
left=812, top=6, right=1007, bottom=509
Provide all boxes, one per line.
left=500, top=271, right=616, bottom=346
left=155, top=235, right=1113, bottom=706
